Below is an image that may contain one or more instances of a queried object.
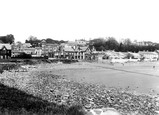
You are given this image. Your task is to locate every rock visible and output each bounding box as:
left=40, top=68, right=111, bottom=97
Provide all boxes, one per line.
left=86, top=108, right=121, bottom=115
left=101, top=108, right=120, bottom=115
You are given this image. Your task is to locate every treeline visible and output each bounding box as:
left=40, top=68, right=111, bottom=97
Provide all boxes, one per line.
left=0, top=34, right=15, bottom=44
left=89, top=37, right=159, bottom=52
left=1, top=34, right=159, bottom=52
left=25, top=36, right=66, bottom=47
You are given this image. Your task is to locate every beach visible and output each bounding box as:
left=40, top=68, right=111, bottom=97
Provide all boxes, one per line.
left=48, top=61, right=159, bottom=95
left=0, top=61, right=159, bottom=114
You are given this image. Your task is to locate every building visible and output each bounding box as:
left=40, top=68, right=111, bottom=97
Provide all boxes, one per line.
left=12, top=43, right=43, bottom=57
left=21, top=48, right=35, bottom=55
left=21, top=43, right=32, bottom=48
left=54, top=45, right=91, bottom=60
left=133, top=41, right=156, bottom=46
left=11, top=42, right=32, bottom=51
left=11, top=50, right=24, bottom=57
left=73, top=46, right=90, bottom=60
left=75, top=39, right=88, bottom=46
left=34, top=47, right=42, bottom=57
left=0, top=43, right=11, bottom=59
left=41, top=39, right=59, bottom=57
left=127, top=52, right=141, bottom=59
left=138, top=51, right=158, bottom=61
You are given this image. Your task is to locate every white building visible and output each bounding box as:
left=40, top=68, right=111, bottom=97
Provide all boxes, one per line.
left=138, top=51, right=158, bottom=61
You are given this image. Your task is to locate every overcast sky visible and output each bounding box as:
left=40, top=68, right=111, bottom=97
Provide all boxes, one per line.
left=0, top=0, right=159, bottom=43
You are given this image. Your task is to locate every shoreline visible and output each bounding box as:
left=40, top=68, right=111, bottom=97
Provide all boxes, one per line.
left=0, top=62, right=159, bottom=114
left=45, top=61, right=159, bottom=95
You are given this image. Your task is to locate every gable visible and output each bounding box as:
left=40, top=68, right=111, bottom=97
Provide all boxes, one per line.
left=2, top=46, right=7, bottom=51
left=41, top=39, right=46, bottom=43
left=75, top=46, right=90, bottom=52
left=0, top=44, right=11, bottom=50
left=64, top=47, right=75, bottom=52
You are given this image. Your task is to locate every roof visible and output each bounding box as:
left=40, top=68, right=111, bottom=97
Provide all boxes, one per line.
left=79, top=46, right=88, bottom=51
left=35, top=47, right=42, bottom=50
left=67, top=41, right=77, bottom=46
left=75, top=46, right=88, bottom=52
left=41, top=39, right=46, bottom=43
left=63, top=47, right=75, bottom=52
left=22, top=43, right=32, bottom=47
left=0, top=43, right=11, bottom=50
left=139, top=51, right=158, bottom=55
left=128, top=52, right=141, bottom=57
left=12, top=50, right=24, bottom=53
left=45, top=43, right=59, bottom=47
left=22, top=48, right=35, bottom=52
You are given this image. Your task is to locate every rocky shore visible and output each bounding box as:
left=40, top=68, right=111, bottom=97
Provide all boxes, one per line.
left=0, top=63, right=159, bottom=115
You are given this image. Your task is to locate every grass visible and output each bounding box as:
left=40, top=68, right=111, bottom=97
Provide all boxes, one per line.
left=0, top=83, right=85, bottom=115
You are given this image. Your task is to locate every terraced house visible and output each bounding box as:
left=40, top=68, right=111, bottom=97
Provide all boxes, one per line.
left=54, top=41, right=91, bottom=60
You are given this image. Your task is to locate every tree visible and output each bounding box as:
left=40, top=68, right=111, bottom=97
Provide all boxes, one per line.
left=45, top=38, right=66, bottom=44
left=25, top=35, right=41, bottom=47
left=16, top=41, right=22, bottom=45
left=28, top=35, right=38, bottom=41
left=119, top=42, right=124, bottom=51
left=46, top=38, right=54, bottom=44
left=89, top=38, right=105, bottom=51
left=0, top=40, right=3, bottom=43
left=123, top=38, right=132, bottom=46
left=0, top=34, right=15, bottom=44
left=105, top=37, right=119, bottom=51
left=155, top=43, right=159, bottom=49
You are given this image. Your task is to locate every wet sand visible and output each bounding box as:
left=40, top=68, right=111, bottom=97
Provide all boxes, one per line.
left=49, top=61, right=159, bottom=95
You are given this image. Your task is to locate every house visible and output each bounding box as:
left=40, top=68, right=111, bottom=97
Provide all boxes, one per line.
left=133, top=41, right=155, bottom=46
left=103, top=51, right=120, bottom=59
left=11, top=50, right=24, bottom=57
left=73, top=46, right=90, bottom=60
left=32, top=47, right=42, bottom=57
left=11, top=43, right=43, bottom=57
left=0, top=43, right=11, bottom=59
left=12, top=42, right=32, bottom=51
left=12, top=47, right=43, bottom=58
left=11, top=42, right=22, bottom=51
left=54, top=45, right=91, bottom=60
left=138, top=51, right=158, bottom=61
left=62, top=47, right=76, bottom=59
left=22, top=48, right=35, bottom=55
left=41, top=39, right=59, bottom=57
left=75, top=39, right=88, bottom=46
left=127, top=52, right=141, bottom=59
left=21, top=43, right=32, bottom=48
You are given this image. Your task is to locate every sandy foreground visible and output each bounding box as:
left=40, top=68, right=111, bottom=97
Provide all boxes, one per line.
left=0, top=61, right=159, bottom=115
left=42, top=61, right=159, bottom=95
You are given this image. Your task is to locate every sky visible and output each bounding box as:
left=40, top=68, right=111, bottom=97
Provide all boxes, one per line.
left=0, top=0, right=159, bottom=43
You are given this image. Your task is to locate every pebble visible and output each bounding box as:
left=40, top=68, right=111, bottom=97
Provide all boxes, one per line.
left=1, top=64, right=159, bottom=115
left=86, top=108, right=120, bottom=115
